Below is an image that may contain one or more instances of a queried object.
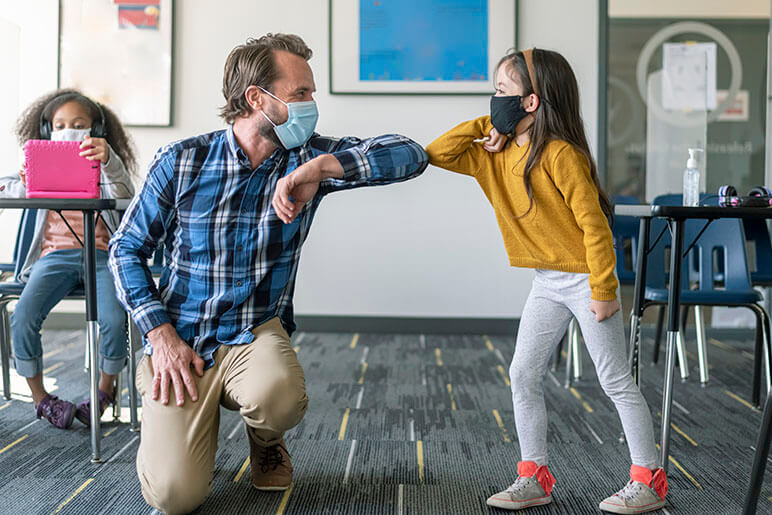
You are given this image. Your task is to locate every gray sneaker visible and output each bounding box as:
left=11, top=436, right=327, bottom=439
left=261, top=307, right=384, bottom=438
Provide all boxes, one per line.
left=599, top=479, right=666, bottom=514
left=487, top=475, right=552, bottom=510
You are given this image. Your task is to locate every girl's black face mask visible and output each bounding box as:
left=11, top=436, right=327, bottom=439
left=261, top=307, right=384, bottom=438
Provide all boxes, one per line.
left=490, top=95, right=529, bottom=136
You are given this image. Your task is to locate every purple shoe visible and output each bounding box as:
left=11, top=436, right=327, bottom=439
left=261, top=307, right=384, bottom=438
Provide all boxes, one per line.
left=75, top=390, right=114, bottom=426
left=36, top=394, right=76, bottom=429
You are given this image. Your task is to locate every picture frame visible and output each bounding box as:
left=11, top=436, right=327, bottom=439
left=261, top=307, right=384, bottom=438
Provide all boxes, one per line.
left=58, top=0, right=174, bottom=127
left=330, top=0, right=517, bottom=95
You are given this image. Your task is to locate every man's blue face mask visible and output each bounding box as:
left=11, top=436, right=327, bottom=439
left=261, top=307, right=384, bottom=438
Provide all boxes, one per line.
left=258, top=86, right=318, bottom=149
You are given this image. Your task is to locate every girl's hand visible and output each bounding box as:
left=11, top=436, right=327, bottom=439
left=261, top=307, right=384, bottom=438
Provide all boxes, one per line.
left=589, top=299, right=620, bottom=322
left=19, top=163, right=26, bottom=186
left=79, top=137, right=110, bottom=164
left=483, top=127, right=508, bottom=153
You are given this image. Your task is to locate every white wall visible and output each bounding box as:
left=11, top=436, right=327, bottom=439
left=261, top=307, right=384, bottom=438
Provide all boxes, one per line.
left=610, top=0, right=770, bottom=18
left=3, top=0, right=600, bottom=319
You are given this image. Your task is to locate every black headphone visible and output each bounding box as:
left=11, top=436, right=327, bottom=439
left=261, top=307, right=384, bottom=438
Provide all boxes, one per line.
left=39, top=93, right=107, bottom=140
left=718, top=185, right=772, bottom=207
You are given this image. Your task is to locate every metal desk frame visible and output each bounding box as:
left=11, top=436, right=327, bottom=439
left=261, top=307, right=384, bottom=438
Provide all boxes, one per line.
left=617, top=204, right=772, bottom=513
left=0, top=198, right=130, bottom=462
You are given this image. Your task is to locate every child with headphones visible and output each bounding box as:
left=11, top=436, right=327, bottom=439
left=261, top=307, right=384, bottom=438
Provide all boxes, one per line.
left=0, top=89, right=136, bottom=429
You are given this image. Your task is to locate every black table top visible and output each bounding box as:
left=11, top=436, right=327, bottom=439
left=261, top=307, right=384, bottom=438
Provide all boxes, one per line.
left=615, top=204, right=772, bottom=219
left=0, top=198, right=130, bottom=210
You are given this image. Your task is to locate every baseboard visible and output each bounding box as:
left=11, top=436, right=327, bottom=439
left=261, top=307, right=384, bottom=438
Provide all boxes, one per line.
left=294, top=315, right=519, bottom=335
left=40, top=312, right=758, bottom=340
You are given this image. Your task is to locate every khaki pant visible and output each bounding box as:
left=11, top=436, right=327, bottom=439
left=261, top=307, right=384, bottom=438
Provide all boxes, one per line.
left=135, top=318, right=308, bottom=514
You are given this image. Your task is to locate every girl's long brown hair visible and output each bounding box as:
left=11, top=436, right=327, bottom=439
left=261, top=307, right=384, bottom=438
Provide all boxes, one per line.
left=499, top=49, right=613, bottom=223
left=15, top=88, right=138, bottom=177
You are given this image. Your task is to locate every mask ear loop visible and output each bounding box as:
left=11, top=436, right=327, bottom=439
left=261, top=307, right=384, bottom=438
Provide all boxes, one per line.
left=257, top=86, right=287, bottom=127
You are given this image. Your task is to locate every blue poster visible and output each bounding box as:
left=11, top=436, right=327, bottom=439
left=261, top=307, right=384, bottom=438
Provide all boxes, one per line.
left=359, top=0, right=488, bottom=82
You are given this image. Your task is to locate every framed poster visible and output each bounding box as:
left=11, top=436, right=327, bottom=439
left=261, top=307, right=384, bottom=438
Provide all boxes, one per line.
left=330, top=0, right=517, bottom=95
left=59, top=0, right=174, bottom=126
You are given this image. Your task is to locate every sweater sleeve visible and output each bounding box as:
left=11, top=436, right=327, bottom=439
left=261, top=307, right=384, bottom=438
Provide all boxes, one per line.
left=549, top=143, right=618, bottom=301
left=425, top=115, right=495, bottom=177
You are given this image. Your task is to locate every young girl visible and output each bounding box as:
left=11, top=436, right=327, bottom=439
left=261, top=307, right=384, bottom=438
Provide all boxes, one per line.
left=0, top=89, right=136, bottom=429
left=426, top=49, right=667, bottom=513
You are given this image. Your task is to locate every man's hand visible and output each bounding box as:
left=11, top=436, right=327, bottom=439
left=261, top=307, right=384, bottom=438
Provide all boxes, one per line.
left=79, top=137, right=110, bottom=164
left=146, top=323, right=205, bottom=406
left=19, top=163, right=26, bottom=186
left=272, top=154, right=343, bottom=223
left=589, top=299, right=620, bottom=322
left=483, top=127, right=508, bottom=153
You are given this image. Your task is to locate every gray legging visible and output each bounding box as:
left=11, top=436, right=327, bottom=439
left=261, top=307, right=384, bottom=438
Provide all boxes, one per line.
left=510, top=269, right=659, bottom=470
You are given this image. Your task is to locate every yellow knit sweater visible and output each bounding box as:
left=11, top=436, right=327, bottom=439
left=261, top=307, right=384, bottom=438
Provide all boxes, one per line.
left=425, top=115, right=618, bottom=301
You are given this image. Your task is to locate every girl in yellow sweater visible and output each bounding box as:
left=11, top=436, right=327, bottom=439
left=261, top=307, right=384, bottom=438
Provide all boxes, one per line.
left=426, top=49, right=667, bottom=514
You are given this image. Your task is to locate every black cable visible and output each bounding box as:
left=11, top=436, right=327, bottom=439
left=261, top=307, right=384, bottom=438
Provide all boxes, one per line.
left=698, top=195, right=720, bottom=206
left=54, top=209, right=85, bottom=248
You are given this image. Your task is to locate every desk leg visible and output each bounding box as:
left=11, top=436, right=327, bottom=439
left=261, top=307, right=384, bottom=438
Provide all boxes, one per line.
left=660, top=218, right=684, bottom=473
left=629, top=217, right=651, bottom=386
left=83, top=211, right=101, bottom=463
left=744, top=390, right=772, bottom=514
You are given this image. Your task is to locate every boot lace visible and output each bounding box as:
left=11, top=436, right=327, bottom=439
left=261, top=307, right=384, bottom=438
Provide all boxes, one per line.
left=258, top=444, right=285, bottom=473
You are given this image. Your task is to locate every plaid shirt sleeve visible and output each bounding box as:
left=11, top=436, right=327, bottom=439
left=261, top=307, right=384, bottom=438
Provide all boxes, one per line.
left=310, top=134, right=428, bottom=194
left=108, top=146, right=177, bottom=340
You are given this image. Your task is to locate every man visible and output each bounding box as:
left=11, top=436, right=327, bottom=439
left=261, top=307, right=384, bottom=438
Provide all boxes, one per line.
left=109, top=33, right=427, bottom=514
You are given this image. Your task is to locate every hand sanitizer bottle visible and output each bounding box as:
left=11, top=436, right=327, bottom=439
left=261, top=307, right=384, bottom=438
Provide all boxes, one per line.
left=683, top=148, right=703, bottom=206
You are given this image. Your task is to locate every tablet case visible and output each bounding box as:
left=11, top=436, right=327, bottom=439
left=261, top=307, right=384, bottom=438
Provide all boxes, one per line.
left=23, top=139, right=100, bottom=199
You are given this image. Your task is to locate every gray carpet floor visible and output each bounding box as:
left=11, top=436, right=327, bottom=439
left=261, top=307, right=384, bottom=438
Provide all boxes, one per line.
left=0, top=328, right=770, bottom=514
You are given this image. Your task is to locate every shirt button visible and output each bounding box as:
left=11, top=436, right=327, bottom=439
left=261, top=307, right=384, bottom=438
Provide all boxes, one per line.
left=236, top=280, right=242, bottom=287
left=237, top=245, right=243, bottom=251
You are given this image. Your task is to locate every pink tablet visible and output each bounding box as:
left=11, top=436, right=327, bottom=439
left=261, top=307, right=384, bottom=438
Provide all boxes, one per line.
left=23, top=139, right=100, bottom=199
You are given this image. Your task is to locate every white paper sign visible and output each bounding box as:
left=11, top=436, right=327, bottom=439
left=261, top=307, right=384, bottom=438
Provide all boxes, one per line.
left=662, top=42, right=717, bottom=111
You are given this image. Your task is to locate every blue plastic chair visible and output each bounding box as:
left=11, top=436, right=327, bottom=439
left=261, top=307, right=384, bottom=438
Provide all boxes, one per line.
left=0, top=210, right=147, bottom=428
left=743, top=219, right=772, bottom=286
left=613, top=195, right=641, bottom=286
left=642, top=197, right=771, bottom=406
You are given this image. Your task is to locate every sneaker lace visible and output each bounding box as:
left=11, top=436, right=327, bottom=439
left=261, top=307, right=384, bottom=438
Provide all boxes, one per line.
left=616, top=480, right=644, bottom=501
left=258, top=444, right=285, bottom=473
left=505, top=476, right=532, bottom=495
left=40, top=396, right=66, bottom=421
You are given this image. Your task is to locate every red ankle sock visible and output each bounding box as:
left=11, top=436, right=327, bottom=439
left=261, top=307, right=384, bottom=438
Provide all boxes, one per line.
left=517, top=461, right=556, bottom=495
left=630, top=465, right=668, bottom=500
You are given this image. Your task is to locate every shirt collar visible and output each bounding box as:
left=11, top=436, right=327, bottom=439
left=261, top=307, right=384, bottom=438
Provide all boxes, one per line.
left=225, top=125, right=250, bottom=166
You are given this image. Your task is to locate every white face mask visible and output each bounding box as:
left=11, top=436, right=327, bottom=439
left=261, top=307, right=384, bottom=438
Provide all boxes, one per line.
left=50, top=128, right=91, bottom=142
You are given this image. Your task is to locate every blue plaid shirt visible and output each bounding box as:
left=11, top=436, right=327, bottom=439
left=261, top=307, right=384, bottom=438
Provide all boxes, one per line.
left=109, top=126, right=427, bottom=367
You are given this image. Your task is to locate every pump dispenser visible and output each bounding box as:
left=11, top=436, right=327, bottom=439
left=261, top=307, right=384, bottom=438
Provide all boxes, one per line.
left=683, top=148, right=703, bottom=206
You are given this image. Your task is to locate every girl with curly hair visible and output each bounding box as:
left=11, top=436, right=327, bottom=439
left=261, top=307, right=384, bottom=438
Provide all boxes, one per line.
left=0, top=89, right=136, bottom=429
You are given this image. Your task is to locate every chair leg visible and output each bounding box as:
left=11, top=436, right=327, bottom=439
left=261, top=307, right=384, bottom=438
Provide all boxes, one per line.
left=694, top=306, right=709, bottom=385
left=758, top=307, right=772, bottom=400
left=744, top=390, right=772, bottom=514
left=753, top=308, right=763, bottom=408
left=84, top=335, right=90, bottom=373
left=748, top=305, right=772, bottom=408
left=112, top=370, right=121, bottom=421
left=552, top=333, right=565, bottom=372
left=0, top=303, right=11, bottom=401
left=676, top=331, right=689, bottom=381
left=563, top=324, right=573, bottom=389
left=571, top=319, right=582, bottom=381
left=652, top=306, right=665, bottom=364
left=127, top=321, right=139, bottom=432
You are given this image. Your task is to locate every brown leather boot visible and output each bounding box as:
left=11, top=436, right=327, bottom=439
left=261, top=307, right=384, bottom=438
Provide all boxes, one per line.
left=249, top=432, right=293, bottom=491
